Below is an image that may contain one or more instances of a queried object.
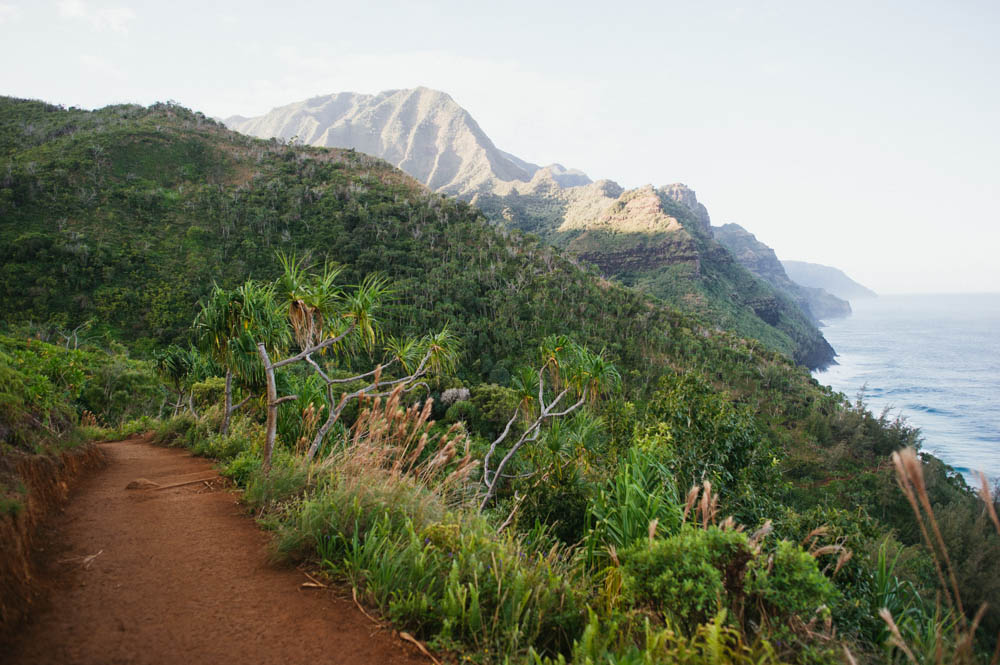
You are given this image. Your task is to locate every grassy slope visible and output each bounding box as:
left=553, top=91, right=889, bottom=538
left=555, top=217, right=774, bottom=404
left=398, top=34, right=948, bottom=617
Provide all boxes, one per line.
left=0, top=97, right=969, bottom=501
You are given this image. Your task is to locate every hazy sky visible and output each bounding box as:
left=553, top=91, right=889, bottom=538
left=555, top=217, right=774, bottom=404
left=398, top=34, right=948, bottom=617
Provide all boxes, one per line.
left=2, top=0, right=998, bottom=294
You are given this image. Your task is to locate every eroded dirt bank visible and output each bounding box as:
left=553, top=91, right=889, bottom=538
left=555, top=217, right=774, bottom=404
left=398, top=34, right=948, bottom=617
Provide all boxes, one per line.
left=1, top=443, right=106, bottom=641
left=3, top=437, right=427, bottom=665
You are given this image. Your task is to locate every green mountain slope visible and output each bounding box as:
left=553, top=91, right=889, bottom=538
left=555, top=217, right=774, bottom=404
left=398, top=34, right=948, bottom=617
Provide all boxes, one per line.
left=0, top=97, right=760, bottom=382
left=224, top=88, right=834, bottom=369
left=2, top=97, right=997, bottom=660
left=474, top=182, right=836, bottom=369
left=713, top=223, right=851, bottom=321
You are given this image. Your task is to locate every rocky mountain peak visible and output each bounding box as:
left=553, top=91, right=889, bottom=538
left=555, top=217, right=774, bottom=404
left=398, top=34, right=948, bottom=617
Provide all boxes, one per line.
left=659, top=183, right=711, bottom=233
left=225, top=87, right=592, bottom=197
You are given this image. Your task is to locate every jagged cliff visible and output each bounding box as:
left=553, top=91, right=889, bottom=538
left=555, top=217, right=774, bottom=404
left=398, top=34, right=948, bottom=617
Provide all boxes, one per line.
left=713, top=223, right=851, bottom=321
left=480, top=181, right=836, bottom=368
left=227, top=88, right=835, bottom=369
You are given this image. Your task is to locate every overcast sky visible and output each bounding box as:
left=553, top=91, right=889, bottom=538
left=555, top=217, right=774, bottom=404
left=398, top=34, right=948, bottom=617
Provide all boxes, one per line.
left=2, top=0, right=998, bottom=294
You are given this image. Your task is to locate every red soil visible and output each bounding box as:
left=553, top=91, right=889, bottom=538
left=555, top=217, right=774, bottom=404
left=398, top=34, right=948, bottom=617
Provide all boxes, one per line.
left=3, top=437, right=430, bottom=665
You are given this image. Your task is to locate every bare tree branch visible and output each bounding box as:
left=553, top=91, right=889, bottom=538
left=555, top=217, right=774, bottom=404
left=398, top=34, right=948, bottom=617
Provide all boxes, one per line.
left=478, top=384, right=588, bottom=512
left=304, top=348, right=435, bottom=460
left=483, top=406, right=520, bottom=487
left=270, top=324, right=356, bottom=369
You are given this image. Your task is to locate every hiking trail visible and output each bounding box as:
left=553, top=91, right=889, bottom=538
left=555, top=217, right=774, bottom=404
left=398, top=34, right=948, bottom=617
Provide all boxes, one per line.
left=4, top=437, right=429, bottom=665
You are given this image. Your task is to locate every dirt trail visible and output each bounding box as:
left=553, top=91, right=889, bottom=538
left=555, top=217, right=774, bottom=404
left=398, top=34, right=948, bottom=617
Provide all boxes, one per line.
left=4, top=438, right=428, bottom=665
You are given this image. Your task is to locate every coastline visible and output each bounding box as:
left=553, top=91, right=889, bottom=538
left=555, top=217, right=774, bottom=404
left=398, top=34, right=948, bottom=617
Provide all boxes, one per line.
left=814, top=293, right=1000, bottom=483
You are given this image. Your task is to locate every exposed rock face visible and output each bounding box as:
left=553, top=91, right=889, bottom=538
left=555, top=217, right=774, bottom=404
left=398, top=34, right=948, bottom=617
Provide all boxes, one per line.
left=782, top=261, right=877, bottom=301
left=497, top=184, right=836, bottom=369
left=713, top=223, right=851, bottom=321
left=225, top=88, right=591, bottom=196
left=660, top=183, right=712, bottom=233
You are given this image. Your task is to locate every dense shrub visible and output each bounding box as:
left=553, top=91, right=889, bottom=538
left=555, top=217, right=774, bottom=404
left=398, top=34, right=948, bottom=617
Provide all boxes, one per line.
left=0, top=334, right=159, bottom=452
left=622, top=525, right=837, bottom=657
left=623, top=526, right=753, bottom=632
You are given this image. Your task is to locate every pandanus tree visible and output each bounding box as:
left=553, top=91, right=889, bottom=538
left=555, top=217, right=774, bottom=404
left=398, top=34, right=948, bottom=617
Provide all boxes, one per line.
left=193, top=281, right=288, bottom=435
left=153, top=344, right=212, bottom=417
left=255, top=254, right=458, bottom=471
left=480, top=335, right=620, bottom=511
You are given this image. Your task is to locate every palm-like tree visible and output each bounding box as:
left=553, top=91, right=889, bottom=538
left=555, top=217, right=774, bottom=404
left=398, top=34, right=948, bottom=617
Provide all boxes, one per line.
left=539, top=334, right=574, bottom=391
left=573, top=346, right=622, bottom=404
left=341, top=273, right=393, bottom=352
left=510, top=365, right=540, bottom=420
left=277, top=252, right=344, bottom=349
left=154, top=344, right=203, bottom=416
left=194, top=280, right=287, bottom=434
left=480, top=338, right=619, bottom=511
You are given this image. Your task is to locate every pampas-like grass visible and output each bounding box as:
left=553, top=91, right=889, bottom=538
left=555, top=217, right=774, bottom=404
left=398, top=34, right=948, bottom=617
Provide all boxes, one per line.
left=880, top=447, right=1000, bottom=664
left=318, top=384, right=478, bottom=506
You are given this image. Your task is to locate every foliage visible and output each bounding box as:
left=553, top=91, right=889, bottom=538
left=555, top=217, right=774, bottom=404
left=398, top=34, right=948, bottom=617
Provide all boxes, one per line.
left=0, top=334, right=159, bottom=452
left=531, top=609, right=787, bottom=665
left=3, top=98, right=999, bottom=662
left=585, top=446, right=683, bottom=565
left=474, top=183, right=836, bottom=370
left=640, top=369, right=782, bottom=523
left=623, top=525, right=836, bottom=658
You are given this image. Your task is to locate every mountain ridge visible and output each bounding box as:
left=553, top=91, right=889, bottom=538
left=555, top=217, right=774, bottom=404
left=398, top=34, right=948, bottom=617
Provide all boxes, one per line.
left=227, top=87, right=837, bottom=368
left=713, top=223, right=851, bottom=321
left=226, top=87, right=591, bottom=195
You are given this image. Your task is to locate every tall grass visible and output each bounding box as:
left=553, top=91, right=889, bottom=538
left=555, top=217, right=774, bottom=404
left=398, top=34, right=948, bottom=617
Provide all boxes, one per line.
left=266, top=385, right=586, bottom=660
left=877, top=448, right=1000, bottom=664
left=314, top=386, right=479, bottom=500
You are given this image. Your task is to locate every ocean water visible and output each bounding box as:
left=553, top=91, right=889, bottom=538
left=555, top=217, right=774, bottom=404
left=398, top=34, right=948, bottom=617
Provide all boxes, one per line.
left=814, top=293, right=1000, bottom=483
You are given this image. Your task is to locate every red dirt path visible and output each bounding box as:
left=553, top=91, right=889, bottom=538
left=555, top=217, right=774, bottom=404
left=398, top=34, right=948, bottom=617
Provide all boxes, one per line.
left=4, top=437, right=429, bottom=665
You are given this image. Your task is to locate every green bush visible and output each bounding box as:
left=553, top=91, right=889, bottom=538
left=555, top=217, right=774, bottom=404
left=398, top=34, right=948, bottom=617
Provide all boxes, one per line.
left=641, top=370, right=782, bottom=522
left=623, top=526, right=751, bottom=633
left=241, top=449, right=309, bottom=514
left=191, top=376, right=225, bottom=409
left=519, top=467, right=592, bottom=544
left=746, top=540, right=836, bottom=626
left=0, top=334, right=159, bottom=452
left=443, top=400, right=479, bottom=427
left=151, top=413, right=200, bottom=446
left=191, top=416, right=261, bottom=461
left=469, top=383, right=519, bottom=439
left=220, top=448, right=262, bottom=486
left=315, top=506, right=586, bottom=660
left=622, top=524, right=837, bottom=658
left=531, top=609, right=785, bottom=665
left=277, top=465, right=446, bottom=560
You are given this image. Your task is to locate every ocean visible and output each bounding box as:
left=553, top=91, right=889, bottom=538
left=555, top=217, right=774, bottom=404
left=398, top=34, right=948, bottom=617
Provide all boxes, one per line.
left=814, top=293, right=1000, bottom=484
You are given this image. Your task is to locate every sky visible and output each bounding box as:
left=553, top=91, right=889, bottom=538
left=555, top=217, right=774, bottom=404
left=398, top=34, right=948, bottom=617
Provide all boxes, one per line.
left=1, top=0, right=998, bottom=294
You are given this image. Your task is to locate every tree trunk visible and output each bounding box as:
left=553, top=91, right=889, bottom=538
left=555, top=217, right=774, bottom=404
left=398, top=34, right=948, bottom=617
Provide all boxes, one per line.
left=258, top=343, right=277, bottom=473
left=307, top=386, right=349, bottom=462
left=222, top=368, right=233, bottom=435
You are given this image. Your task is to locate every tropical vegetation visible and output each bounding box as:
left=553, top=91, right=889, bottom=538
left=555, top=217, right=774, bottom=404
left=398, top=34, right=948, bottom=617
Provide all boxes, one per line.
left=2, top=97, right=998, bottom=663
